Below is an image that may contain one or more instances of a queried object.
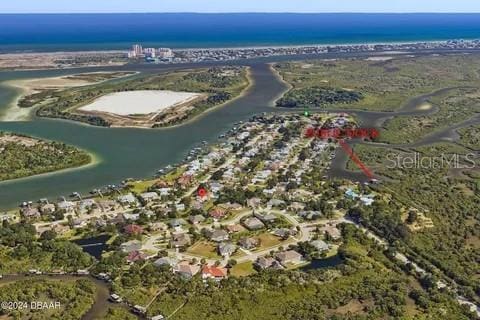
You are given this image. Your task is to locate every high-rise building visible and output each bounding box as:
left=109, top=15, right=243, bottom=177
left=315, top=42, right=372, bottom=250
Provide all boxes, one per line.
left=156, top=48, right=174, bottom=59
left=131, top=44, right=143, bottom=58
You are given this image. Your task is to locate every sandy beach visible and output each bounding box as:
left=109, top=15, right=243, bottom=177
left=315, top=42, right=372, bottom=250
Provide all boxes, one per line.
left=0, top=72, right=136, bottom=121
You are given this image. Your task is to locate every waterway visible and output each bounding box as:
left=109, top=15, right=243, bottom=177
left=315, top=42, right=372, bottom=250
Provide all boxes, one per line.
left=0, top=274, right=117, bottom=320
left=72, top=234, right=111, bottom=260
left=1, top=50, right=480, bottom=208
left=301, top=255, right=344, bottom=271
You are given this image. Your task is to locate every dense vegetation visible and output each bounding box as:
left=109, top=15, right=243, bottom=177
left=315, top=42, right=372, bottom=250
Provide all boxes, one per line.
left=0, top=279, right=96, bottom=320
left=346, top=142, right=480, bottom=302
left=0, top=132, right=91, bottom=181
left=275, top=55, right=480, bottom=112
left=0, top=222, right=93, bottom=273
left=276, top=86, right=363, bottom=108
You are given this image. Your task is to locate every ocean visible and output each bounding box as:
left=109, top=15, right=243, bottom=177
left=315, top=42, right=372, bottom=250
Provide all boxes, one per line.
left=1, top=13, right=480, bottom=52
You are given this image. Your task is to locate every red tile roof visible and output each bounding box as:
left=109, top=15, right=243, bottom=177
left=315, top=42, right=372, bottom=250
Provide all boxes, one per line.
left=124, top=224, right=144, bottom=235
left=202, top=265, right=228, bottom=278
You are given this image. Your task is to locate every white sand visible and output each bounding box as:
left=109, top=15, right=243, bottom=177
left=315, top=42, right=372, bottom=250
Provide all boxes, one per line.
left=79, top=90, right=202, bottom=116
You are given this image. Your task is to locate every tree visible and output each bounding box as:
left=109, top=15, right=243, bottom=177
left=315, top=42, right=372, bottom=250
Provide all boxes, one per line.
left=40, top=229, right=57, bottom=241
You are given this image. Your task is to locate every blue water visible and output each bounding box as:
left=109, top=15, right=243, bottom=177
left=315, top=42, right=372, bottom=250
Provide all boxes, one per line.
left=1, top=13, right=480, bottom=52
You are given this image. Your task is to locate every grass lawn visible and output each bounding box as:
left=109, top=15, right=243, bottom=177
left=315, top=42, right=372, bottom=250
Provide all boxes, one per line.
left=230, top=261, right=256, bottom=277
left=256, top=233, right=283, bottom=250
left=186, top=241, right=221, bottom=259
left=127, top=179, right=159, bottom=194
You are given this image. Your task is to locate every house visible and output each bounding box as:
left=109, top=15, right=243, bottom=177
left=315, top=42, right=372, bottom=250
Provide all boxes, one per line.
left=177, top=174, right=194, bottom=187
left=218, top=242, right=236, bottom=257
left=169, top=218, right=187, bottom=228
left=266, top=199, right=286, bottom=208
left=275, top=250, right=303, bottom=265
left=238, top=237, right=259, bottom=250
left=321, top=225, right=342, bottom=240
left=255, top=256, right=282, bottom=270
left=188, top=215, right=206, bottom=225
left=21, top=207, right=40, bottom=219
left=98, top=199, right=118, bottom=212
left=40, top=203, right=56, bottom=214
left=118, top=193, right=138, bottom=206
left=226, top=224, right=244, bottom=233
left=247, top=197, right=262, bottom=208
left=126, top=250, right=147, bottom=263
left=154, top=256, right=177, bottom=268
left=298, top=211, right=323, bottom=220
left=175, top=203, right=185, bottom=212
left=121, top=240, right=142, bottom=253
left=209, top=207, right=227, bottom=220
left=149, top=222, right=168, bottom=231
left=254, top=212, right=277, bottom=223
left=310, top=240, right=330, bottom=252
left=124, top=224, right=144, bottom=235
left=72, top=218, right=88, bottom=229
left=273, top=228, right=293, bottom=239
left=201, top=265, right=228, bottom=280
left=157, top=187, right=172, bottom=197
left=170, top=233, right=191, bottom=248
left=174, top=261, right=200, bottom=279
left=243, top=217, right=265, bottom=231
left=207, top=229, right=229, bottom=242
left=57, top=200, right=75, bottom=212
left=78, top=199, right=97, bottom=213
left=140, top=192, right=159, bottom=203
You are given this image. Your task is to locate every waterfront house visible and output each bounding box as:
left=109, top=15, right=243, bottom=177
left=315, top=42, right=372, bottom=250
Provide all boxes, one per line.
left=120, top=240, right=143, bottom=253
left=40, top=203, right=56, bottom=214
left=310, top=240, right=330, bottom=252
left=57, top=200, right=75, bottom=213
left=21, top=207, right=40, bottom=219
left=255, top=256, right=282, bottom=270
left=275, top=250, right=303, bottom=265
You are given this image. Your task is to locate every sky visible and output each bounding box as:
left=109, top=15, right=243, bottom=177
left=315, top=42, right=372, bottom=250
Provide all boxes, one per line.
left=1, top=0, right=480, bottom=13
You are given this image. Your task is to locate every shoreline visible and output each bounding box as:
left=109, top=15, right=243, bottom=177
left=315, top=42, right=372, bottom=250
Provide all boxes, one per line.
left=0, top=37, right=479, bottom=72
left=1, top=37, right=478, bottom=54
